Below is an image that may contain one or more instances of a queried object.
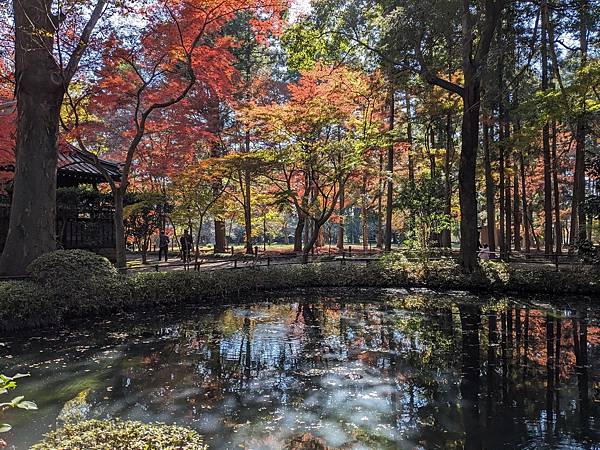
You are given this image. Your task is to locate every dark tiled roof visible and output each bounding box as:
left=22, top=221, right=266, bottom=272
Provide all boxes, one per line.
left=0, top=142, right=121, bottom=184
left=58, top=144, right=121, bottom=182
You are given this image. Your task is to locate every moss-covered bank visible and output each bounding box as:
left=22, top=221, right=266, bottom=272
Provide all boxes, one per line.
left=0, top=250, right=598, bottom=332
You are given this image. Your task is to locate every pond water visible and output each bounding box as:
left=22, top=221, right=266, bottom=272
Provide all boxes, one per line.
left=1, top=288, right=600, bottom=449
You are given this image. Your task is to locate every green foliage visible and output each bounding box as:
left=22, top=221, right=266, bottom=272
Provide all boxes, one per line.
left=56, top=187, right=113, bottom=211
left=27, top=250, right=117, bottom=287
left=31, top=419, right=207, bottom=450
left=282, top=21, right=352, bottom=71
left=395, top=178, right=451, bottom=256
left=0, top=258, right=598, bottom=332
left=577, top=240, right=600, bottom=265
left=0, top=373, right=37, bottom=435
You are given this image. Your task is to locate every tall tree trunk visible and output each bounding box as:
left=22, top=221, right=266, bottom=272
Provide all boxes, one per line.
left=337, top=182, right=345, bottom=250
left=294, top=213, right=305, bottom=252
left=195, top=215, right=205, bottom=250
left=243, top=130, right=253, bottom=254
left=542, top=0, right=554, bottom=257
left=406, top=92, right=415, bottom=184
left=571, top=120, right=587, bottom=246
left=484, top=121, right=496, bottom=255
left=513, top=157, right=522, bottom=252
left=405, top=91, right=416, bottom=241
left=114, top=188, right=126, bottom=268
left=243, top=182, right=252, bottom=254
left=428, top=125, right=441, bottom=246
left=376, top=152, right=383, bottom=248
left=529, top=205, right=542, bottom=251
left=551, top=121, right=562, bottom=254
left=458, top=82, right=482, bottom=271
left=1, top=0, right=105, bottom=275
left=504, top=128, right=512, bottom=256
left=497, top=22, right=507, bottom=260
left=429, top=125, right=437, bottom=179
left=0, top=0, right=64, bottom=275
left=362, top=172, right=368, bottom=250
left=570, top=0, right=589, bottom=248
left=520, top=151, right=531, bottom=253
left=442, top=113, right=453, bottom=248
left=302, top=220, right=319, bottom=262
left=498, top=120, right=507, bottom=259
left=384, top=85, right=395, bottom=251
left=417, top=0, right=503, bottom=270
left=214, top=219, right=226, bottom=253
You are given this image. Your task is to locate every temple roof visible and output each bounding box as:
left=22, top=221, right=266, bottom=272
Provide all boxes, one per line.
left=57, top=144, right=121, bottom=186
left=0, top=142, right=121, bottom=187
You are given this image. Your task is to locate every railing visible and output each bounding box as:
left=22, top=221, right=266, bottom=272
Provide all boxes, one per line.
left=125, top=246, right=590, bottom=274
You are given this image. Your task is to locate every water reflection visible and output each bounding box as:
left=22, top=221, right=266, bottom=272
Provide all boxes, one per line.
left=1, top=289, right=599, bottom=449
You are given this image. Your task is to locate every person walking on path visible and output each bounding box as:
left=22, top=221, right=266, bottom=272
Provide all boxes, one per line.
left=158, top=231, right=170, bottom=262
left=180, top=230, right=193, bottom=262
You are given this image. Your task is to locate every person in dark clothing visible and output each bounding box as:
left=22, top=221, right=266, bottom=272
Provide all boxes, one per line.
left=180, top=230, right=193, bottom=262
left=158, top=231, right=170, bottom=261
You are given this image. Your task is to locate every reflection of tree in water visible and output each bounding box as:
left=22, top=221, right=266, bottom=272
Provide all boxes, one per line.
left=4, top=293, right=600, bottom=449
left=459, top=304, right=481, bottom=450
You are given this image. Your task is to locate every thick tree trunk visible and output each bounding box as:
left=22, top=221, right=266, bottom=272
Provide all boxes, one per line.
left=114, top=188, right=126, bottom=268
left=416, top=0, right=503, bottom=269
left=0, top=0, right=64, bottom=275
left=214, top=219, right=226, bottom=253
left=483, top=121, right=496, bottom=255
left=384, top=85, right=395, bottom=251
left=303, top=219, right=321, bottom=262
left=294, top=213, right=305, bottom=252
left=458, top=83, right=481, bottom=272
left=570, top=0, right=589, bottom=248
left=542, top=0, right=554, bottom=257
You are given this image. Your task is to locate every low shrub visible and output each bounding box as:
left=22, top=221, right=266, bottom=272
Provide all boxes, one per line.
left=0, top=280, right=51, bottom=329
left=31, top=419, right=207, bottom=450
left=578, top=240, right=600, bottom=265
left=27, top=250, right=117, bottom=287
left=0, top=257, right=598, bottom=332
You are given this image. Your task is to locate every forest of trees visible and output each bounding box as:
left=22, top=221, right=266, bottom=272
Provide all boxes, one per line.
left=0, top=0, right=599, bottom=275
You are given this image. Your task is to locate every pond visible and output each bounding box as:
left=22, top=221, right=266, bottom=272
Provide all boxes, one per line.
left=1, top=288, right=599, bottom=449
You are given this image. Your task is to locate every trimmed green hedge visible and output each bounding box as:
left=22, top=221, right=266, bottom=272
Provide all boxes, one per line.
left=31, top=419, right=207, bottom=450
left=0, top=252, right=598, bottom=332
left=27, top=250, right=117, bottom=287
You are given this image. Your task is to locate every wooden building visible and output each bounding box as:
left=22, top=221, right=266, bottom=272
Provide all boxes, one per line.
left=0, top=143, right=121, bottom=257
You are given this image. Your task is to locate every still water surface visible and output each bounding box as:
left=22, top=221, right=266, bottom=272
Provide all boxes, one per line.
left=1, top=288, right=599, bottom=449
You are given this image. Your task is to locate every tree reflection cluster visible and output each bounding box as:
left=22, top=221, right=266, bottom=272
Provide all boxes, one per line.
left=2, top=292, right=599, bottom=449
